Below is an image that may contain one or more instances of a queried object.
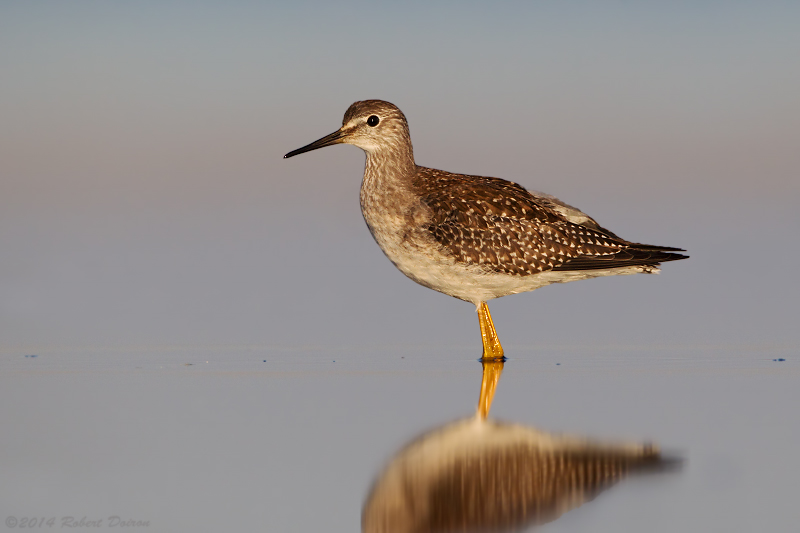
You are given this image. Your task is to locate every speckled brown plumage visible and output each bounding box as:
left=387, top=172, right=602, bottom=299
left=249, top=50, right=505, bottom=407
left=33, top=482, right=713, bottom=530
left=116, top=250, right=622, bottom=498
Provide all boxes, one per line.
left=284, top=100, right=688, bottom=350
left=415, top=166, right=686, bottom=276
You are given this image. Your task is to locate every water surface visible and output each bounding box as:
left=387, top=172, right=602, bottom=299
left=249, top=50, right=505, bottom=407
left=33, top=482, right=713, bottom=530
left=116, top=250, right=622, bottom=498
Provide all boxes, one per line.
left=1, top=345, right=796, bottom=532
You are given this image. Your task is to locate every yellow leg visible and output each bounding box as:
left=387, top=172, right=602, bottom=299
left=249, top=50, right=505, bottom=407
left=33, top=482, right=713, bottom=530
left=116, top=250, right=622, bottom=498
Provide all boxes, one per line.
left=477, top=302, right=504, bottom=361
left=477, top=359, right=504, bottom=419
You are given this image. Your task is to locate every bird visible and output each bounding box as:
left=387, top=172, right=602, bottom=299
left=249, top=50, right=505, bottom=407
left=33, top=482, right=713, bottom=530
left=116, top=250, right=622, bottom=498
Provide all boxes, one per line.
left=284, top=100, right=687, bottom=360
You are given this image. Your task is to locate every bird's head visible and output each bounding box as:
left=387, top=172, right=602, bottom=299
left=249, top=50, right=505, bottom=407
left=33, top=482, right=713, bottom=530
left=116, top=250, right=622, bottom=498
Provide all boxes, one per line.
left=284, top=100, right=413, bottom=159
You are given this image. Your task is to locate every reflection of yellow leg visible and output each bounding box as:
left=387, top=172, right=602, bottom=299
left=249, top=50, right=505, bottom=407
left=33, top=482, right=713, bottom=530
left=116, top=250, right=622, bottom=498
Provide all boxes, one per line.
left=477, top=302, right=504, bottom=361
left=477, top=359, right=504, bottom=419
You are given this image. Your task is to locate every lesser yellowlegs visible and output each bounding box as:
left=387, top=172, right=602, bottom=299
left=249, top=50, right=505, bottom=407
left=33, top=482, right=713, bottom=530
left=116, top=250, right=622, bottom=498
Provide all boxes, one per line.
left=285, top=100, right=687, bottom=360
left=362, top=416, right=666, bottom=533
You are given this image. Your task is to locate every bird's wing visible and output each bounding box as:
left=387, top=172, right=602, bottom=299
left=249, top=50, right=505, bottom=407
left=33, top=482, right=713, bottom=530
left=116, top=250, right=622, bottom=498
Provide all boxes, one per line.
left=527, top=190, right=622, bottom=239
left=416, top=168, right=686, bottom=276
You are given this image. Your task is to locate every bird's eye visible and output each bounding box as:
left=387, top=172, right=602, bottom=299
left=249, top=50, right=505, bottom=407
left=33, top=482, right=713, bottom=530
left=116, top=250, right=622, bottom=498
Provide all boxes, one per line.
left=367, top=115, right=380, bottom=127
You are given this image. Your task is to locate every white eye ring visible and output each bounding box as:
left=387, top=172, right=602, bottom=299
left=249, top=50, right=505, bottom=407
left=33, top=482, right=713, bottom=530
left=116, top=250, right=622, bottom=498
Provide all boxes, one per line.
left=367, top=115, right=380, bottom=127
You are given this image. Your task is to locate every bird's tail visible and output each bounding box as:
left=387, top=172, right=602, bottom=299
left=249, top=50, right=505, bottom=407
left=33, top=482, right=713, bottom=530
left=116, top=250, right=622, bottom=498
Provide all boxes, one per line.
left=554, top=244, right=688, bottom=271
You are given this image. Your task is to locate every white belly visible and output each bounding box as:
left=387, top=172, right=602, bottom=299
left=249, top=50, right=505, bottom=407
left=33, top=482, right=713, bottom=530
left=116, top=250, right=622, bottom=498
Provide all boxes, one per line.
left=359, top=172, right=654, bottom=305
left=366, top=217, right=654, bottom=305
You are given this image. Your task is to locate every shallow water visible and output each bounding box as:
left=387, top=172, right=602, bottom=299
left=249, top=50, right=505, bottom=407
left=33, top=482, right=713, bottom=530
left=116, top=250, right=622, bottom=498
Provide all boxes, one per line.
left=1, top=345, right=797, bottom=532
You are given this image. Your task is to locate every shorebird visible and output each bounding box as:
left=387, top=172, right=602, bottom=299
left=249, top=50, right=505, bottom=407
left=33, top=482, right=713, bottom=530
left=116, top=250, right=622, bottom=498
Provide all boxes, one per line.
left=284, top=100, right=687, bottom=360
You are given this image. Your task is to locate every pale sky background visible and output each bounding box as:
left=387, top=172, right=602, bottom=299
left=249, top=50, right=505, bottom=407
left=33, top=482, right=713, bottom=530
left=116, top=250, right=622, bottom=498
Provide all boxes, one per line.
left=2, top=0, right=799, bottom=350
left=2, top=4, right=799, bottom=531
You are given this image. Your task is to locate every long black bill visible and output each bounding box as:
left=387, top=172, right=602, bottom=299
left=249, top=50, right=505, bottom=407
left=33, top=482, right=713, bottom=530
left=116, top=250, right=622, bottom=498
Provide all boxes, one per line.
left=284, top=129, right=346, bottom=158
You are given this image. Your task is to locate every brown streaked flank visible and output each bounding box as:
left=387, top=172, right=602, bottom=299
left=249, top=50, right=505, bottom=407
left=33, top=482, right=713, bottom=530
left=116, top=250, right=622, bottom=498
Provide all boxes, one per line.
left=285, top=100, right=687, bottom=359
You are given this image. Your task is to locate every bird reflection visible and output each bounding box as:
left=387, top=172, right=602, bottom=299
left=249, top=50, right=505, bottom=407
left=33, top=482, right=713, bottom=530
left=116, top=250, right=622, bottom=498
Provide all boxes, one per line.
left=363, top=360, right=676, bottom=533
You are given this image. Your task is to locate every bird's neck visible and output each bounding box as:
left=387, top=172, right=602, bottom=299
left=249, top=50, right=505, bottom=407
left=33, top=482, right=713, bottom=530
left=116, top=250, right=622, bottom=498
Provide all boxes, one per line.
left=364, top=143, right=415, bottom=181
left=360, top=146, right=418, bottom=230
left=362, top=144, right=416, bottom=196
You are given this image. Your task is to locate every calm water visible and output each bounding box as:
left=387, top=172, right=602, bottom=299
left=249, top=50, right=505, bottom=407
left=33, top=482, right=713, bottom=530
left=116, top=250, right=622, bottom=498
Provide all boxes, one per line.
left=3, top=3, right=800, bottom=531
left=1, top=345, right=797, bottom=532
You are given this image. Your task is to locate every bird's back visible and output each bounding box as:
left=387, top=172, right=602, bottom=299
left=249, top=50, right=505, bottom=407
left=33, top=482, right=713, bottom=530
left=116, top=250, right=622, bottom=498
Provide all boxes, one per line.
left=412, top=166, right=687, bottom=277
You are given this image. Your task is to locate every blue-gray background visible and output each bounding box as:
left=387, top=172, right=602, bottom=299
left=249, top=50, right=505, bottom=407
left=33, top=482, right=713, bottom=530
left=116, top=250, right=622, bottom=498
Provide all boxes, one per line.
left=2, top=3, right=800, bottom=533
left=2, top=0, right=798, bottom=350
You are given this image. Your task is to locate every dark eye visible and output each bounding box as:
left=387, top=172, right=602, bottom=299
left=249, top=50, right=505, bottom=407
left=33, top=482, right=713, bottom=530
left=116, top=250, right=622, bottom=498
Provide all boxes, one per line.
left=367, top=115, right=380, bottom=127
